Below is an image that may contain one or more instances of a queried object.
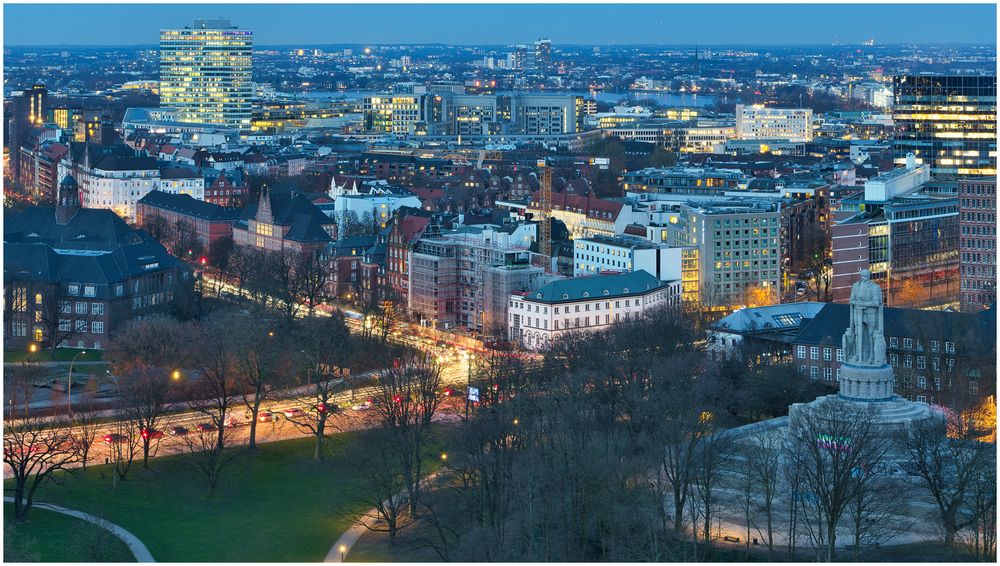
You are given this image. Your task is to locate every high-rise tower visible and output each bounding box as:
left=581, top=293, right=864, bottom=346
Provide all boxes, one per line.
left=893, top=75, right=996, bottom=180
left=159, top=18, right=253, bottom=129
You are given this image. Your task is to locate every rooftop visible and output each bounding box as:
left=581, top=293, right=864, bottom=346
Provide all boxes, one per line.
left=523, top=271, right=664, bottom=304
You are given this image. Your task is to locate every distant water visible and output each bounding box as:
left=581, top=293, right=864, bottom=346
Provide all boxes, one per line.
left=294, top=89, right=716, bottom=107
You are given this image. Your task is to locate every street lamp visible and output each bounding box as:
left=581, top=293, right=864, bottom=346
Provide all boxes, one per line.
left=339, top=544, right=347, bottom=562
left=67, top=350, right=87, bottom=415
left=171, top=369, right=182, bottom=381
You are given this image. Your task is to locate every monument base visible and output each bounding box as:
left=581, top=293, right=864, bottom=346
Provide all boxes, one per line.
left=839, top=363, right=895, bottom=402
left=788, top=393, right=943, bottom=443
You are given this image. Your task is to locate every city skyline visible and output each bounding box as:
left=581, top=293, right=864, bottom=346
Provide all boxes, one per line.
left=3, top=3, right=997, bottom=47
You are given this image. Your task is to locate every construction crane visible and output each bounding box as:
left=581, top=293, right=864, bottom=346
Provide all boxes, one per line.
left=537, top=159, right=553, bottom=269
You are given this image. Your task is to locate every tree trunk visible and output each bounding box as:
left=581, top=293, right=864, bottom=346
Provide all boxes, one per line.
left=13, top=481, right=27, bottom=522
left=142, top=438, right=150, bottom=468
left=673, top=486, right=685, bottom=533
left=827, top=522, right=837, bottom=562
left=248, top=391, right=263, bottom=450
left=313, top=417, right=325, bottom=462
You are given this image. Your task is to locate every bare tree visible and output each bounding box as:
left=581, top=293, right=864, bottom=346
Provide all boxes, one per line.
left=904, top=417, right=995, bottom=548
left=108, top=407, right=142, bottom=483
left=172, top=218, right=204, bottom=261
left=372, top=351, right=444, bottom=515
left=119, top=370, right=172, bottom=468
left=286, top=314, right=353, bottom=461
left=745, top=429, right=783, bottom=559
left=350, top=434, right=411, bottom=546
left=139, top=213, right=171, bottom=244
left=292, top=250, right=330, bottom=317
left=106, top=316, right=188, bottom=467
left=69, top=398, right=105, bottom=470
left=692, top=431, right=735, bottom=549
left=845, top=467, right=912, bottom=560
left=790, top=398, right=892, bottom=561
left=232, top=320, right=291, bottom=450
left=180, top=422, right=243, bottom=497
left=967, top=456, right=997, bottom=561
left=187, top=314, right=243, bottom=450
left=3, top=414, right=80, bottom=522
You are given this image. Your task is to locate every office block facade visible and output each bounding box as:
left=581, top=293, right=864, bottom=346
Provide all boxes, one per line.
left=892, top=75, right=997, bottom=179
left=160, top=18, right=253, bottom=128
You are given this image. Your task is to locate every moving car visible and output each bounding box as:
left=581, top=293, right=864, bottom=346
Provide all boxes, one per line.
left=257, top=411, right=275, bottom=423
left=103, top=433, right=127, bottom=444
left=195, top=423, right=216, bottom=433
left=281, top=408, right=304, bottom=419
left=140, top=428, right=163, bottom=440
left=169, top=426, right=189, bottom=436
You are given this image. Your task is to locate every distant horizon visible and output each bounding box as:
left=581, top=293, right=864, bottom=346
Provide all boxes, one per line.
left=6, top=41, right=998, bottom=49
left=3, top=4, right=996, bottom=47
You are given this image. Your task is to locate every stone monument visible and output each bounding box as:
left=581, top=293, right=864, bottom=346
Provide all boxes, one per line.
left=789, top=269, right=941, bottom=437
left=839, top=269, right=895, bottom=401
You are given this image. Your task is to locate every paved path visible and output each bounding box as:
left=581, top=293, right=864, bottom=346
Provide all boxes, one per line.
left=4, top=496, right=155, bottom=562
left=325, top=510, right=375, bottom=563
left=324, top=472, right=443, bottom=562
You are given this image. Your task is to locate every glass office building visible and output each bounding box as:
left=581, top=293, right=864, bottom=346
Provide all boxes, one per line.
left=893, top=75, right=997, bottom=179
left=160, top=18, right=253, bottom=128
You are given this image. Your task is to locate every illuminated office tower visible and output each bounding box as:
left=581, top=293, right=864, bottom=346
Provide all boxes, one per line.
left=533, top=38, right=552, bottom=71
left=893, top=75, right=997, bottom=179
left=159, top=18, right=253, bottom=128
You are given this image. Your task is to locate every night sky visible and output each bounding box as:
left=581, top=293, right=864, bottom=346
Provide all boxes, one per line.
left=3, top=3, right=996, bottom=47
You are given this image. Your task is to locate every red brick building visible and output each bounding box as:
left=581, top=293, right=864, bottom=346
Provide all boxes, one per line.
left=231, top=188, right=337, bottom=255
left=135, top=190, right=241, bottom=250
left=325, top=235, right=377, bottom=299
left=204, top=172, right=248, bottom=208
left=959, top=177, right=997, bottom=312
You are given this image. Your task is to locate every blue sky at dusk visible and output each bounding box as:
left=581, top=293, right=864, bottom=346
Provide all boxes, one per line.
left=4, top=3, right=996, bottom=46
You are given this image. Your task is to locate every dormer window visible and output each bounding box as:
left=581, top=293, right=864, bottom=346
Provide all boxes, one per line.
left=603, top=290, right=610, bottom=296
left=622, top=288, right=629, bottom=293
left=583, top=292, right=590, bottom=298
left=562, top=293, right=569, bottom=299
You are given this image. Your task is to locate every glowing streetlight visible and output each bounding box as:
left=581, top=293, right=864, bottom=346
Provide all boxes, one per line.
left=339, top=544, right=347, bottom=561
left=28, top=343, right=38, bottom=354
left=171, top=370, right=182, bottom=381
left=440, top=452, right=448, bottom=461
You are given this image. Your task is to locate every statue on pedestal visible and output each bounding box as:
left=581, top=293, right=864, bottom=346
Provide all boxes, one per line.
left=844, top=269, right=885, bottom=366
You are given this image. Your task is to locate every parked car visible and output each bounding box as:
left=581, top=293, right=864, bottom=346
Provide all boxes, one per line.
left=195, top=423, right=216, bottom=433
left=169, top=426, right=189, bottom=436
left=140, top=428, right=163, bottom=440
left=103, top=433, right=127, bottom=444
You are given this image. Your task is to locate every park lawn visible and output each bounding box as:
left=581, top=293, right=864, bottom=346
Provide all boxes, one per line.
left=3, top=503, right=135, bottom=562
left=4, top=348, right=104, bottom=363
left=17, top=432, right=379, bottom=562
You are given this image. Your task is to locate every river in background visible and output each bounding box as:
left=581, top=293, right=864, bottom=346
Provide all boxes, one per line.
left=293, top=89, right=717, bottom=107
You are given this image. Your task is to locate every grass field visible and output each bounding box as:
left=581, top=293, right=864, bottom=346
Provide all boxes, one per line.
left=16, top=431, right=378, bottom=561
left=10, top=426, right=453, bottom=562
left=4, top=348, right=104, bottom=363
left=3, top=504, right=135, bottom=562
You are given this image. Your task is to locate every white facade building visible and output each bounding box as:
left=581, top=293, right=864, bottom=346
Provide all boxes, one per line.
left=332, top=192, right=423, bottom=228
left=508, top=271, right=681, bottom=350
left=573, top=235, right=683, bottom=282
left=735, top=104, right=814, bottom=142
